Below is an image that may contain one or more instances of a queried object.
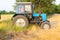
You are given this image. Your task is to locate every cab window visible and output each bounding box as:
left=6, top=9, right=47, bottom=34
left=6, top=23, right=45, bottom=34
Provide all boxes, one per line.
left=25, top=5, right=32, bottom=13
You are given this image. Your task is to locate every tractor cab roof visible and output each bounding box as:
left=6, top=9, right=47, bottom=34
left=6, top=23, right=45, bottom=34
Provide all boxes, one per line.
left=15, top=2, right=32, bottom=5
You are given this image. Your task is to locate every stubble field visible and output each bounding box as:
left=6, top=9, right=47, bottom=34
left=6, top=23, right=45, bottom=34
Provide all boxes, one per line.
left=0, top=14, right=60, bottom=40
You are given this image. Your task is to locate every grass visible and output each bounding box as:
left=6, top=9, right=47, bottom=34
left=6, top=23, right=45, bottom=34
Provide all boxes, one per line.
left=0, top=20, right=26, bottom=32
left=0, top=19, right=34, bottom=33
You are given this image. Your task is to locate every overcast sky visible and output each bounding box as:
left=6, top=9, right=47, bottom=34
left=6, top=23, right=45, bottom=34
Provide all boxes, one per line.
left=0, top=0, right=60, bottom=12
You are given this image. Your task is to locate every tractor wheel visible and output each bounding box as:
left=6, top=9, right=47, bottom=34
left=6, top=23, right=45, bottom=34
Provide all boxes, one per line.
left=41, top=21, right=51, bottom=30
left=13, top=15, right=29, bottom=27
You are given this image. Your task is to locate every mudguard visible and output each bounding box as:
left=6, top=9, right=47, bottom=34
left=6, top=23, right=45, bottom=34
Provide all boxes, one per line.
left=40, top=14, right=47, bottom=21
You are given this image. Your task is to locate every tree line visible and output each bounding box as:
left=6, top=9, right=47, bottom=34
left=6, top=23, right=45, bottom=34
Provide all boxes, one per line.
left=0, top=10, right=14, bottom=14
left=0, top=10, right=14, bottom=19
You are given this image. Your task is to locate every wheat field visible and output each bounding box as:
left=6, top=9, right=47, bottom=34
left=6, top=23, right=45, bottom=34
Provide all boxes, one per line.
left=0, top=14, right=13, bottom=21
left=0, top=14, right=60, bottom=40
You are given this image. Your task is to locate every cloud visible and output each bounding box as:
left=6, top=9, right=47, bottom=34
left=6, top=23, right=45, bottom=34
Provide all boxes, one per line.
left=55, top=0, right=60, bottom=5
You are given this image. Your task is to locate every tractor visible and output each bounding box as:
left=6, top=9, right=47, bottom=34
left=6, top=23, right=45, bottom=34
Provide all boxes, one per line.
left=12, top=2, right=51, bottom=30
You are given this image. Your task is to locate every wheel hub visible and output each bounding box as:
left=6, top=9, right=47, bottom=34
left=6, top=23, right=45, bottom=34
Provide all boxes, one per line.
left=43, top=24, right=50, bottom=30
left=15, top=18, right=25, bottom=27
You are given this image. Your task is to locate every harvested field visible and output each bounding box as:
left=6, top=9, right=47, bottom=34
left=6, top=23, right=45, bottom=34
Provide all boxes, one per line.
left=0, top=14, right=60, bottom=40
left=0, top=14, right=13, bottom=21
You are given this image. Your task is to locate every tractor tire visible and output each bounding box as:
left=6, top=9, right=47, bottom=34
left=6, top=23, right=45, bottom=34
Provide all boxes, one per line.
left=13, top=15, right=29, bottom=27
left=41, top=21, right=51, bottom=30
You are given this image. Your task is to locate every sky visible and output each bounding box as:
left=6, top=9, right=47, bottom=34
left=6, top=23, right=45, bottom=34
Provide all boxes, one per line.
left=0, top=0, right=60, bottom=12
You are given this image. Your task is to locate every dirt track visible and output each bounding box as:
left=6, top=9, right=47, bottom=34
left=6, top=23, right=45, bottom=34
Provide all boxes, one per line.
left=48, top=14, right=60, bottom=27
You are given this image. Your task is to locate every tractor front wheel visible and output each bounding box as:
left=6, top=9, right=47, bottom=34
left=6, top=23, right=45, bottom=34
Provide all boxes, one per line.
left=13, top=15, right=29, bottom=27
left=41, top=21, right=51, bottom=30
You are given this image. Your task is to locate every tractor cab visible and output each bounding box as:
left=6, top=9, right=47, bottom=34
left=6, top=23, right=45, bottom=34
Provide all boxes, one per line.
left=15, top=2, right=32, bottom=14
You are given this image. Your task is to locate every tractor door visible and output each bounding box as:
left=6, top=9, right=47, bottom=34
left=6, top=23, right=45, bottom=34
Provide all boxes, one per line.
left=16, top=5, right=24, bottom=14
left=24, top=4, right=32, bottom=20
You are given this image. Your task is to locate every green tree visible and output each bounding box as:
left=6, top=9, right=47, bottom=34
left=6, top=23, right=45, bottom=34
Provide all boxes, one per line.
left=55, top=4, right=60, bottom=13
left=1, top=10, right=7, bottom=14
left=9, top=11, right=14, bottom=14
left=0, top=10, right=14, bottom=14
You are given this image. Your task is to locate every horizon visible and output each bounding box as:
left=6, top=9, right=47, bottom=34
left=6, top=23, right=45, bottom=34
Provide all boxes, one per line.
left=0, top=0, right=60, bottom=12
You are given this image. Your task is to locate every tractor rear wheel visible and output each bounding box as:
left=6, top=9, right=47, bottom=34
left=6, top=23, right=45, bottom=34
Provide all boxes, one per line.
left=13, top=15, right=29, bottom=27
left=41, top=21, right=51, bottom=30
